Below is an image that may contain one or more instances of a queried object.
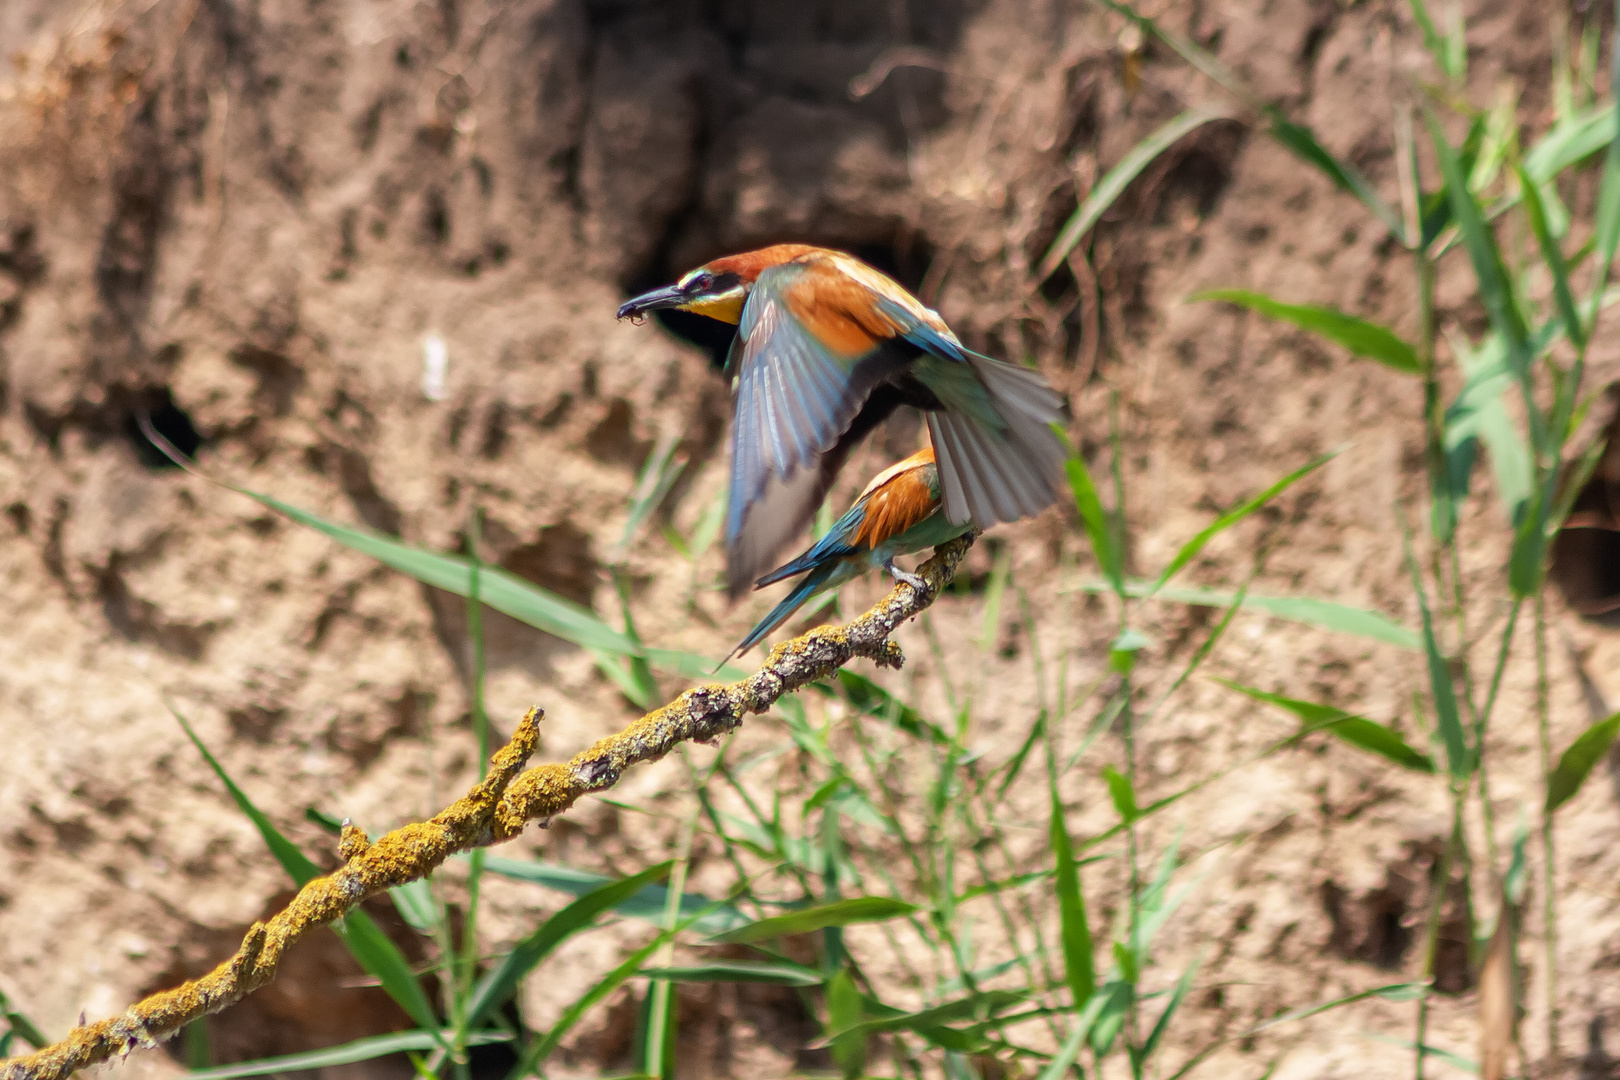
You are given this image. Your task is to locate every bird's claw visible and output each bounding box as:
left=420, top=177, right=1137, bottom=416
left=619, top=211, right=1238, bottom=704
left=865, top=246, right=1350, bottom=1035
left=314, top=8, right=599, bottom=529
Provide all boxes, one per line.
left=888, top=566, right=928, bottom=593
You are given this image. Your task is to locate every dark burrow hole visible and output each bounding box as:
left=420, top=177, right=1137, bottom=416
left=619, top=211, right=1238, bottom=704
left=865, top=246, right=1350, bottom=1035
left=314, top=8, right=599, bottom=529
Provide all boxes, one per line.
left=1148, top=123, right=1245, bottom=226
left=127, top=386, right=203, bottom=468
left=620, top=233, right=938, bottom=370
left=1551, top=388, right=1620, bottom=627
left=1321, top=840, right=1473, bottom=994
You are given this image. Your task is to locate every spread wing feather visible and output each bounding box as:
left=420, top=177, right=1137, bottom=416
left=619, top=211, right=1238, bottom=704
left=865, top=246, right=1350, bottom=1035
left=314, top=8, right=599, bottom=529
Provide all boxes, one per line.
left=926, top=356, right=1067, bottom=528
left=725, top=263, right=913, bottom=595
left=728, top=282, right=866, bottom=535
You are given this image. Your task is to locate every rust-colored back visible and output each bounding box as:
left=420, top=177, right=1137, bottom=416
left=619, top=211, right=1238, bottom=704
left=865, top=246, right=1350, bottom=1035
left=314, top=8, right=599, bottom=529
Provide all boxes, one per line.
left=852, top=447, right=938, bottom=549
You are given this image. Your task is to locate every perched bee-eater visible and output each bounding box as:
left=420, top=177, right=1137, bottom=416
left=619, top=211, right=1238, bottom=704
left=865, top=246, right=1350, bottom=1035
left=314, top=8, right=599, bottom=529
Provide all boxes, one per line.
left=617, top=244, right=1065, bottom=596
left=727, top=446, right=968, bottom=660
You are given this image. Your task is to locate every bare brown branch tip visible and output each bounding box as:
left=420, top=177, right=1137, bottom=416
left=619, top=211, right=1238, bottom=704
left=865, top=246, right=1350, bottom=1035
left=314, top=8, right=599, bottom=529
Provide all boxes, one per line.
left=0, top=533, right=973, bottom=1080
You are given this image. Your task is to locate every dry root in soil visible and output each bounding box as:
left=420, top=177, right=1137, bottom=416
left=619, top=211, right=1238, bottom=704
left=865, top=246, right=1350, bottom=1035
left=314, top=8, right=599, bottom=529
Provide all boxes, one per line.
left=0, top=533, right=975, bottom=1080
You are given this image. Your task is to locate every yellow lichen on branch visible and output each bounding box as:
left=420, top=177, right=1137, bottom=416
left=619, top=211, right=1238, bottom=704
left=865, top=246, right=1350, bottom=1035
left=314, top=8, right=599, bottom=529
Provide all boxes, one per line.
left=1, top=533, right=975, bottom=1080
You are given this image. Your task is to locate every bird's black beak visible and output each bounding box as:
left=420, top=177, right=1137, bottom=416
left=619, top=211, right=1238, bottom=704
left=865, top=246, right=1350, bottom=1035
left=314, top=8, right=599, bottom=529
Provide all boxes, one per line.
left=617, top=283, right=688, bottom=321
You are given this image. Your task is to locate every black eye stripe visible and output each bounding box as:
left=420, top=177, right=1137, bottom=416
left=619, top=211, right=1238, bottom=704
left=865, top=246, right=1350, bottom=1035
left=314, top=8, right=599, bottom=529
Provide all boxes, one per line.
left=681, top=270, right=741, bottom=296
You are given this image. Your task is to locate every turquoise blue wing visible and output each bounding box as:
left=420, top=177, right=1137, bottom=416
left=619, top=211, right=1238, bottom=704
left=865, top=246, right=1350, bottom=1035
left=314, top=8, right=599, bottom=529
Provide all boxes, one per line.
left=724, top=266, right=905, bottom=595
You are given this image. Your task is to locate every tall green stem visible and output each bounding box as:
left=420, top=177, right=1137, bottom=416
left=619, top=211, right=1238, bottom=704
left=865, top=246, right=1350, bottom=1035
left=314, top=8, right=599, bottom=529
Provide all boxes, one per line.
left=1535, top=594, right=1559, bottom=1066
left=1414, top=803, right=1463, bottom=1080
left=1123, top=672, right=1140, bottom=1067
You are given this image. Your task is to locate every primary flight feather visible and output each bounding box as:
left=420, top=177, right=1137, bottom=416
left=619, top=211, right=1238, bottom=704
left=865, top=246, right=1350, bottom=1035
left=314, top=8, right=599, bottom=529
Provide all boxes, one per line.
left=618, top=244, right=1066, bottom=596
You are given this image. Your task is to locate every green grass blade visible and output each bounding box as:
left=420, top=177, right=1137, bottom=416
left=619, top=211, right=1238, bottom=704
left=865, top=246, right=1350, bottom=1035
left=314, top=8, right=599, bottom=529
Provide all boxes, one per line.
left=1097, top=0, right=1405, bottom=239
left=180, top=1031, right=513, bottom=1080
left=1406, top=0, right=1446, bottom=73
left=1409, top=0, right=1466, bottom=84
left=1214, top=679, right=1436, bottom=774
left=645, top=647, right=746, bottom=682
left=1036, top=990, right=1111, bottom=1080
left=1108, top=628, right=1149, bottom=677
left=1050, top=787, right=1096, bottom=1009
left=995, top=713, right=1045, bottom=804
left=1088, top=978, right=1134, bottom=1056
left=388, top=879, right=443, bottom=935
left=1066, top=579, right=1420, bottom=649
left=172, top=707, right=320, bottom=885
left=1360, top=1034, right=1478, bottom=1074
left=1585, top=41, right=1620, bottom=329
left=0, top=988, right=47, bottom=1051
left=466, top=862, right=674, bottom=1031
left=1546, top=710, right=1620, bottom=812
left=1249, top=982, right=1426, bottom=1033
left=330, top=914, right=444, bottom=1039
left=1146, top=449, right=1338, bottom=594
left=1504, top=812, right=1532, bottom=906
left=634, top=980, right=676, bottom=1080
left=979, top=544, right=1012, bottom=652
left=708, top=897, right=919, bottom=944
left=1508, top=496, right=1549, bottom=597
left=510, top=925, right=682, bottom=1077
left=1524, top=104, right=1615, bottom=181
left=1548, top=436, right=1608, bottom=535
left=1264, top=117, right=1408, bottom=239
left=936, top=957, right=1037, bottom=995
left=1101, top=765, right=1140, bottom=822
left=1038, top=105, right=1231, bottom=279
left=1424, top=108, right=1536, bottom=388
left=829, top=990, right=1027, bottom=1042
left=477, top=856, right=748, bottom=935
left=613, top=572, right=660, bottom=709
left=1138, top=961, right=1200, bottom=1063
left=1097, top=0, right=1253, bottom=104
left=173, top=716, right=444, bottom=1041
left=238, top=487, right=639, bottom=656
left=639, top=961, right=824, bottom=986
left=195, top=1023, right=221, bottom=1075
left=1447, top=333, right=1534, bottom=526
left=830, top=670, right=952, bottom=745
left=688, top=489, right=727, bottom=563
left=1191, top=291, right=1419, bottom=374
left=1472, top=93, right=1517, bottom=193
left=1431, top=425, right=1475, bottom=544
left=587, top=646, right=658, bottom=707
left=617, top=433, right=684, bottom=557
left=1516, top=164, right=1585, bottom=350
left=1065, top=449, right=1123, bottom=598
left=826, top=969, right=868, bottom=1079
left=1476, top=393, right=1532, bottom=523
left=1323, top=716, right=1439, bottom=775
left=1403, top=542, right=1470, bottom=780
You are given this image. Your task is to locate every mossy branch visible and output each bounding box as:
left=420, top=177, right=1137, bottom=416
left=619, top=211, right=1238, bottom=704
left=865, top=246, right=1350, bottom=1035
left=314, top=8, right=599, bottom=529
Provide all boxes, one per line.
left=0, top=533, right=975, bottom=1080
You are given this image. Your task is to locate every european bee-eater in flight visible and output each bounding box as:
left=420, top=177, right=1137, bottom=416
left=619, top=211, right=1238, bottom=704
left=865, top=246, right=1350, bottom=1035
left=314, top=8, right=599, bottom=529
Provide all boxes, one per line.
left=726, top=446, right=968, bottom=660
left=617, top=244, right=1066, bottom=596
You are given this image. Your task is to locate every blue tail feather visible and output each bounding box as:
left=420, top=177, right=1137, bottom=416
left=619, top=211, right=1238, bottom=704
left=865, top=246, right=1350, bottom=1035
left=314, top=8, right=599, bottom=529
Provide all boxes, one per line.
left=730, top=562, right=843, bottom=659
left=753, top=502, right=868, bottom=588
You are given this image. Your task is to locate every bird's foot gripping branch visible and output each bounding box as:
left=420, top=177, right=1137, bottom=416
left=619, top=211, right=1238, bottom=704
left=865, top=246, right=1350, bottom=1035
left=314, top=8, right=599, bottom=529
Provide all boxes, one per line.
left=0, top=533, right=975, bottom=1080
